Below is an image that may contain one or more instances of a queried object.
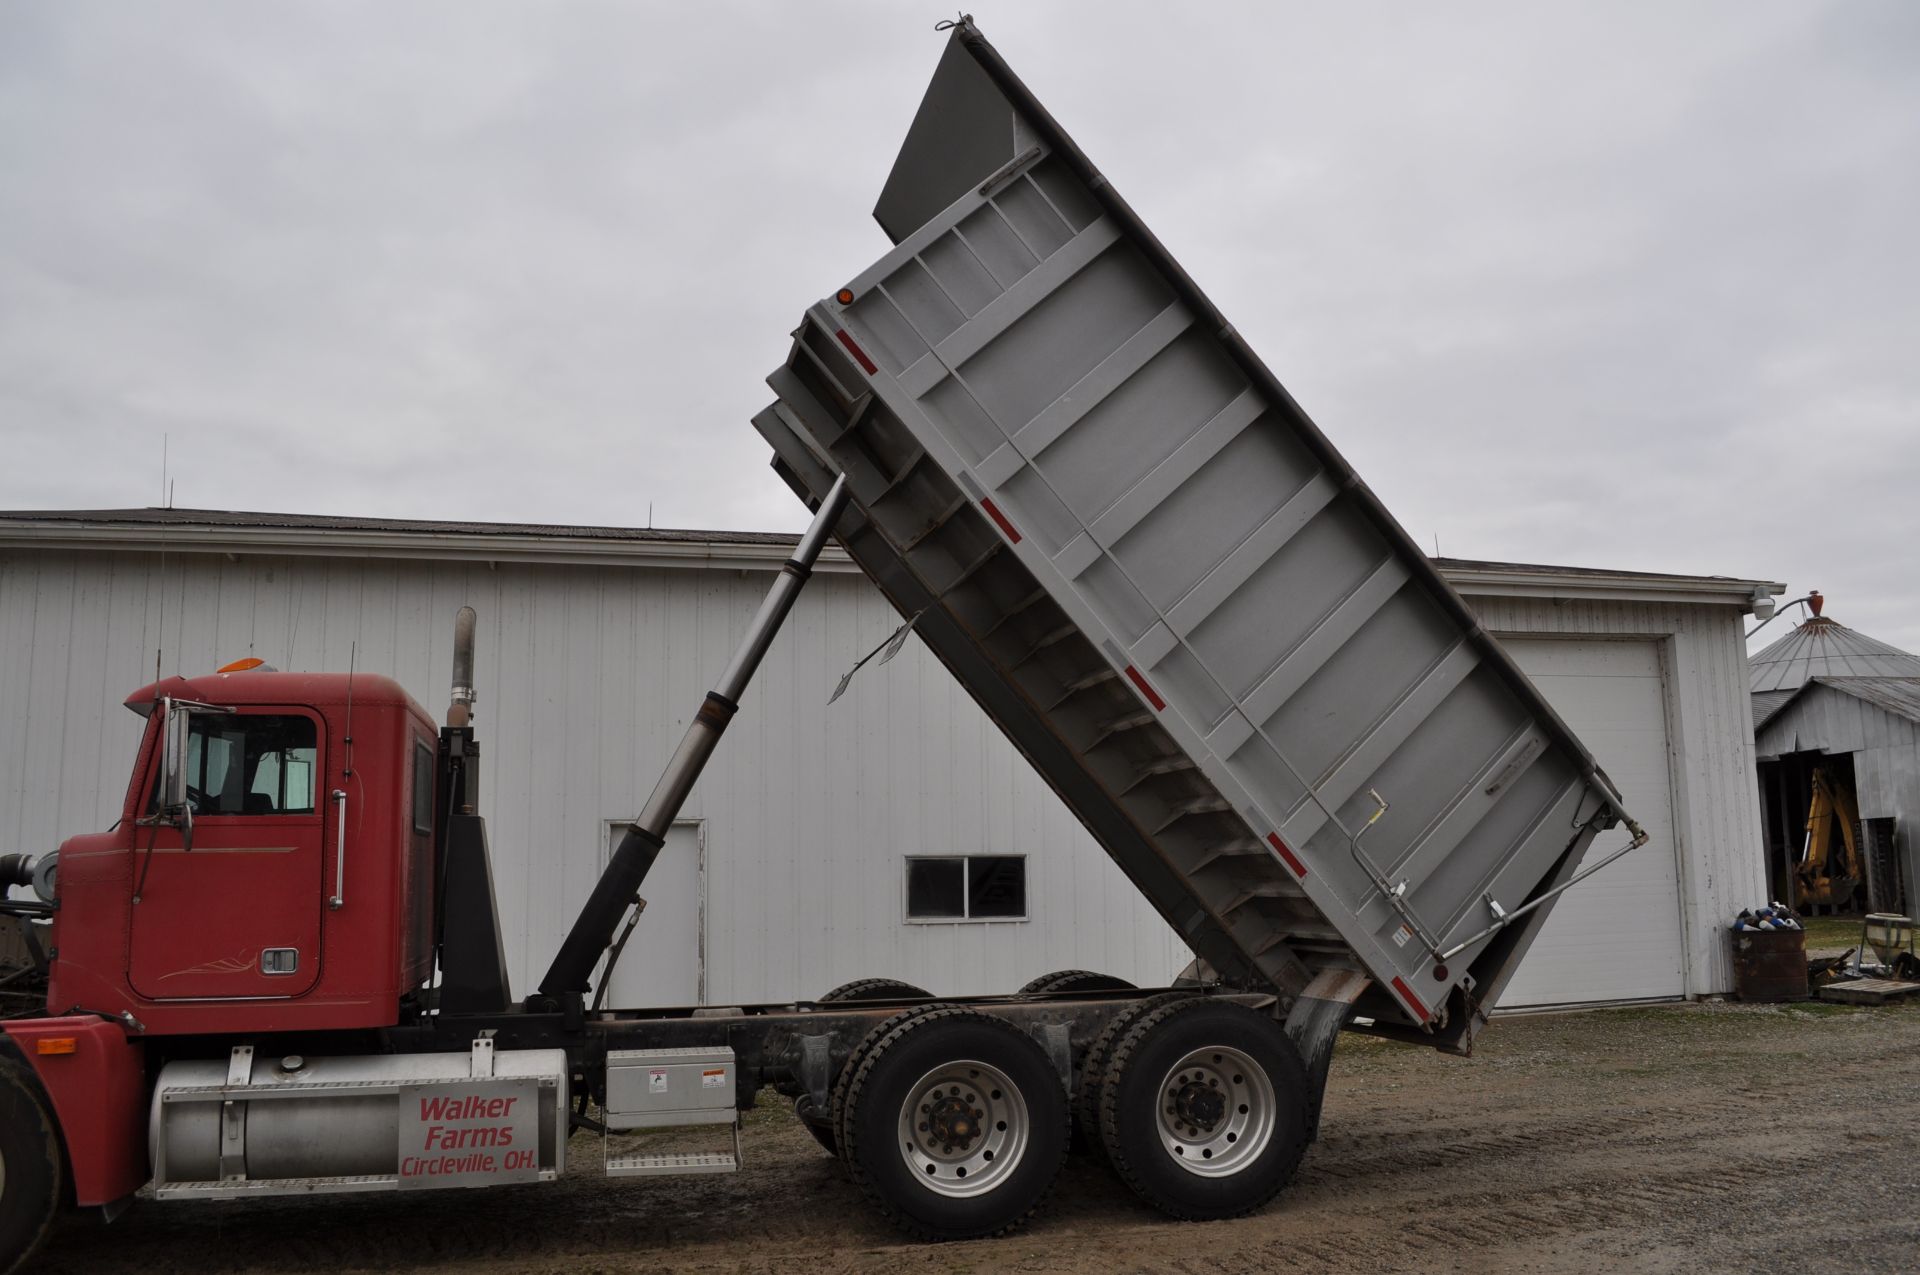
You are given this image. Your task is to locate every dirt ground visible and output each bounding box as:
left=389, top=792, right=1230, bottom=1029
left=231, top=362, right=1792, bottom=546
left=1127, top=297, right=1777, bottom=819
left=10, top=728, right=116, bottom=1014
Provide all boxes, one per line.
left=35, top=999, right=1920, bottom=1275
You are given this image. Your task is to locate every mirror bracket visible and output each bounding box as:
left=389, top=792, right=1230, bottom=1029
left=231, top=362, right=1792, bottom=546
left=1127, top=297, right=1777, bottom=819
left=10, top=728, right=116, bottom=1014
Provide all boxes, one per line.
left=140, top=696, right=236, bottom=836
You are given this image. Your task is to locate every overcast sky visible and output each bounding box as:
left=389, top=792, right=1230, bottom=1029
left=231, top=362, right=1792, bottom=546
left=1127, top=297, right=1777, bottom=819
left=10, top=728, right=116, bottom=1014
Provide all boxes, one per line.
left=1, top=2, right=1915, bottom=650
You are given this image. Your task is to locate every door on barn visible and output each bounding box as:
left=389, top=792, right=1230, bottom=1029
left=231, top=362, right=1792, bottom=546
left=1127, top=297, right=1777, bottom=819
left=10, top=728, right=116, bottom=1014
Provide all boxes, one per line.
left=598, top=819, right=704, bottom=1007
left=1496, top=637, right=1686, bottom=1007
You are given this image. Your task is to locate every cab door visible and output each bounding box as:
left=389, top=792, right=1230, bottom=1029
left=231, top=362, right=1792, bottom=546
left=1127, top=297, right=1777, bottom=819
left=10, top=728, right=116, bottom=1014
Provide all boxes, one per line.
left=128, top=709, right=327, bottom=1000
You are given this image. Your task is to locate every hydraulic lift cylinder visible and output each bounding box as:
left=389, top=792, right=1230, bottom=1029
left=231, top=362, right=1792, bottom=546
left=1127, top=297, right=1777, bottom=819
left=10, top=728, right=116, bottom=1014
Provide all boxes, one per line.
left=539, top=475, right=850, bottom=997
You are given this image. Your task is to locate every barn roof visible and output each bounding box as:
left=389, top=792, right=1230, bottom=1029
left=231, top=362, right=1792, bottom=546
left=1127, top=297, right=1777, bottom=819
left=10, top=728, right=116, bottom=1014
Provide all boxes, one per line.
left=0, top=508, right=1782, bottom=608
left=1753, top=675, right=1920, bottom=761
left=1811, top=676, right=1920, bottom=725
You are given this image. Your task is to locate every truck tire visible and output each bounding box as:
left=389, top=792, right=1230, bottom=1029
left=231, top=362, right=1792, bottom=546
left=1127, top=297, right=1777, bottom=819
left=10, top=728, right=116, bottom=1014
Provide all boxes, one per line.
left=829, top=1003, right=950, bottom=1160
left=839, top=1007, right=1068, bottom=1241
left=1097, top=998, right=1309, bottom=1220
left=1015, top=969, right=1135, bottom=997
left=0, top=1058, right=64, bottom=1275
left=818, top=978, right=932, bottom=1003
left=1073, top=991, right=1191, bottom=1159
left=775, top=979, right=936, bottom=1103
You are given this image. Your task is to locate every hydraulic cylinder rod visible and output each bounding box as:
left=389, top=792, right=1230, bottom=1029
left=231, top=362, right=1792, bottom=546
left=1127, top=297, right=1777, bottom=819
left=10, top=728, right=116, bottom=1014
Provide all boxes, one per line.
left=539, top=474, right=850, bottom=997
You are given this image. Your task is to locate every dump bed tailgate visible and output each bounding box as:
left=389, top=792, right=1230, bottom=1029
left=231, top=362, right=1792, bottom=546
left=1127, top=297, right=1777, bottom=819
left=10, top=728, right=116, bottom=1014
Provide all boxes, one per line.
left=756, top=20, right=1638, bottom=1049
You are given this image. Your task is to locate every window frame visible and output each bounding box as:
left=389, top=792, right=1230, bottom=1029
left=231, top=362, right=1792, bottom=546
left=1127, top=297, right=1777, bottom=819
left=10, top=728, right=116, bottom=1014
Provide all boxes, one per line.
left=412, top=739, right=436, bottom=835
left=146, top=708, right=324, bottom=819
left=902, top=853, right=1029, bottom=925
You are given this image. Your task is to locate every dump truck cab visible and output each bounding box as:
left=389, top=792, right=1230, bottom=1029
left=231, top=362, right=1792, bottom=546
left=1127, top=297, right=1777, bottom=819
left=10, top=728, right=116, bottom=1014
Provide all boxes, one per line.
left=49, top=669, right=438, bottom=1036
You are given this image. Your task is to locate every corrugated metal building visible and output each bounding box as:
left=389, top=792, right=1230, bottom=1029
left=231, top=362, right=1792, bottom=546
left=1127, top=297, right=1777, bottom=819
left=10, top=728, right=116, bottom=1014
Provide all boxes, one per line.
left=0, top=508, right=1778, bottom=1010
left=1751, top=606, right=1920, bottom=915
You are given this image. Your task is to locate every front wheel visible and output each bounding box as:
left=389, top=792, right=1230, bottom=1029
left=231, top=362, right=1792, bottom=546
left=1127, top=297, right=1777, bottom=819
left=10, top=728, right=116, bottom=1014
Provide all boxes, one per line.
left=839, top=1008, right=1068, bottom=1240
left=1097, top=999, right=1309, bottom=1220
left=0, top=1057, right=65, bottom=1275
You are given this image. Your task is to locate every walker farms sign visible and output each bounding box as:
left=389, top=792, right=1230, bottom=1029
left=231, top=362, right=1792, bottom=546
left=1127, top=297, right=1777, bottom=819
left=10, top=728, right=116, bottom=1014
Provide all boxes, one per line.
left=397, top=1079, right=542, bottom=1189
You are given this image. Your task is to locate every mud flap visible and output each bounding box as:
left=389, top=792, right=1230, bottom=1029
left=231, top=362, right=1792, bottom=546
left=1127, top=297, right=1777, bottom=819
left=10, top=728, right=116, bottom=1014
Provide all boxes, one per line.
left=1281, top=970, right=1369, bottom=1140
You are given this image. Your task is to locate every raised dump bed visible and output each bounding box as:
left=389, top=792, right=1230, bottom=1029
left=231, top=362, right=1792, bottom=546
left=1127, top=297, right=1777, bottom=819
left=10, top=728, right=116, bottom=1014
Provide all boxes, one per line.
left=755, top=18, right=1643, bottom=1052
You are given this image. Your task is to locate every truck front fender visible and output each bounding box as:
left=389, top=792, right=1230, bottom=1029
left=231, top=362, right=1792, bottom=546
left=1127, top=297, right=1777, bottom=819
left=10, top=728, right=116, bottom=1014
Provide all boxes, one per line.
left=1, top=1016, right=148, bottom=1206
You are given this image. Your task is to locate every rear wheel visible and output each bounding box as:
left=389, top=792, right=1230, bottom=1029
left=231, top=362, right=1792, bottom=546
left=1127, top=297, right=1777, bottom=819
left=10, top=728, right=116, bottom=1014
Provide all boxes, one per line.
left=1016, top=969, right=1136, bottom=997
left=839, top=1008, right=1068, bottom=1240
left=1073, top=991, right=1189, bottom=1159
left=0, top=1058, right=64, bottom=1275
left=818, top=978, right=932, bottom=1003
left=829, top=1003, right=949, bottom=1158
left=1097, top=999, right=1309, bottom=1220
left=777, top=978, right=936, bottom=1105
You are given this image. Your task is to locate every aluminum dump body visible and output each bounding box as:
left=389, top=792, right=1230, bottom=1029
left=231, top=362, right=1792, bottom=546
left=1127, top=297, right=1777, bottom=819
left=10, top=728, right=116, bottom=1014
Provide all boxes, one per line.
left=755, top=20, right=1638, bottom=1050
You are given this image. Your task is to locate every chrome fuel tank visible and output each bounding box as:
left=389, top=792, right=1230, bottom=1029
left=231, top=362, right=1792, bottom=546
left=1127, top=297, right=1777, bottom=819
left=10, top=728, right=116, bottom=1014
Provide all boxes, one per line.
left=150, top=1041, right=568, bottom=1197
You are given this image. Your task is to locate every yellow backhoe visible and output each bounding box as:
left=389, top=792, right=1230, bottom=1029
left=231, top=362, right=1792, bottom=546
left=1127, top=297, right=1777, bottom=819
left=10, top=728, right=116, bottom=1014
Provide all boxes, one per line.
left=1797, top=767, right=1863, bottom=911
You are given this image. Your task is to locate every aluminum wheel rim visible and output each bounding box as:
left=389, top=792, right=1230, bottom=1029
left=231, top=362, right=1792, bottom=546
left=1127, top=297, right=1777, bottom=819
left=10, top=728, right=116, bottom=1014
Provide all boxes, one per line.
left=896, top=1058, right=1028, bottom=1198
left=1155, top=1045, right=1275, bottom=1177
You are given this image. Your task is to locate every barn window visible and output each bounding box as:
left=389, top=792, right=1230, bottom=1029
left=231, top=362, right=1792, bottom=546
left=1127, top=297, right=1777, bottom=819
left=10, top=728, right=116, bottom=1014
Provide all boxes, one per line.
left=905, top=856, right=1027, bottom=922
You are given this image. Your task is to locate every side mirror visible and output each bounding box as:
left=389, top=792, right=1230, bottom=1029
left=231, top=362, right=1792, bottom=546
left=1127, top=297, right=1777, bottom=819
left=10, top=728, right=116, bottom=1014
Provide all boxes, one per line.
left=160, top=698, right=192, bottom=817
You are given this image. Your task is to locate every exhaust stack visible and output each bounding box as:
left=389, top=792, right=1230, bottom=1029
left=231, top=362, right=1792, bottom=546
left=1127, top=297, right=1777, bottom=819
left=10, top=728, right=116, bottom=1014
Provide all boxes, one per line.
left=540, top=475, right=850, bottom=998
left=447, top=605, right=477, bottom=727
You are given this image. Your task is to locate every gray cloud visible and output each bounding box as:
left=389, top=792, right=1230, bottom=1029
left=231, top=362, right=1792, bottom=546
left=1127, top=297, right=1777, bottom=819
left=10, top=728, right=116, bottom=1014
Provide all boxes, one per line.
left=2, top=1, right=1915, bottom=648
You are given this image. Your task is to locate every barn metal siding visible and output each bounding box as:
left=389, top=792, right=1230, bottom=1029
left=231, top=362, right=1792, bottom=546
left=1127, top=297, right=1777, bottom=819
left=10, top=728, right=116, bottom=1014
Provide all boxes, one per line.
left=1460, top=594, right=1769, bottom=997
left=1, top=542, right=1768, bottom=1006
left=0, top=548, right=1190, bottom=1004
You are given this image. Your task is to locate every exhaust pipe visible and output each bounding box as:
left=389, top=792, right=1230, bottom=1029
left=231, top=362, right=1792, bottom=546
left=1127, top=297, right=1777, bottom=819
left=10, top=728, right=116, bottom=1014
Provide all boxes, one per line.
left=447, top=606, right=477, bottom=728
left=540, top=475, right=851, bottom=997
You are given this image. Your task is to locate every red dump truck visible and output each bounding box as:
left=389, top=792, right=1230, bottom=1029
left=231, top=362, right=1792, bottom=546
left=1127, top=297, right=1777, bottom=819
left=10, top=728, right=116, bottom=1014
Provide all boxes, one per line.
left=0, top=18, right=1643, bottom=1270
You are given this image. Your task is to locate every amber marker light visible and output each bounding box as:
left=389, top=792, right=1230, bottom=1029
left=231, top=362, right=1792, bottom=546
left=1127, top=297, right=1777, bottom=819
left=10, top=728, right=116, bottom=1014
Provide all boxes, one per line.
left=835, top=288, right=855, bottom=305
left=37, top=1037, right=78, bottom=1056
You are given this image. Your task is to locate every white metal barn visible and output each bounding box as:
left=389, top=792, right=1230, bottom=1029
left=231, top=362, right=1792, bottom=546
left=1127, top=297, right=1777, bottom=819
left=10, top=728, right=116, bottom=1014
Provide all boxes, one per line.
left=0, top=509, right=1777, bottom=1010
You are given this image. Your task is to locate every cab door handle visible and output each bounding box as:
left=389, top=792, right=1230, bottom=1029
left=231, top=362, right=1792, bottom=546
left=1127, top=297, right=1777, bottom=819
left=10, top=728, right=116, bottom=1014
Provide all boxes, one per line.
left=329, top=789, right=347, bottom=910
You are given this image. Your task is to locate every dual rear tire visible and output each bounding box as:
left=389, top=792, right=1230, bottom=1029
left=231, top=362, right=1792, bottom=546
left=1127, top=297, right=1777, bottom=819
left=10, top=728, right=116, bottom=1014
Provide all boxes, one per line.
left=837, top=1008, right=1069, bottom=1241
left=790, top=977, right=935, bottom=1148
left=1015, top=969, right=1135, bottom=997
left=803, top=993, right=1310, bottom=1238
left=1093, top=999, right=1310, bottom=1220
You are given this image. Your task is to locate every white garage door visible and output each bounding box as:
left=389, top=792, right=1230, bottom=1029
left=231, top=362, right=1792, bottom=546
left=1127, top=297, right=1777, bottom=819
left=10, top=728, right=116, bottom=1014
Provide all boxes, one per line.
left=1495, top=638, right=1685, bottom=1007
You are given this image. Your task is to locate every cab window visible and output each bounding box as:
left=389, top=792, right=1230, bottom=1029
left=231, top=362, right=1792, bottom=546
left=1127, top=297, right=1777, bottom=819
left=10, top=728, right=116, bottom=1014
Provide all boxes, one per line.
left=152, top=714, right=319, bottom=816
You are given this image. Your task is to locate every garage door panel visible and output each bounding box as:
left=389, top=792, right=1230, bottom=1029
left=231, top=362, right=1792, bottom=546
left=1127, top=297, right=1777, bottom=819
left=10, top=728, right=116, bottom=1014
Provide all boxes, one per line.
left=1497, top=638, right=1684, bottom=1007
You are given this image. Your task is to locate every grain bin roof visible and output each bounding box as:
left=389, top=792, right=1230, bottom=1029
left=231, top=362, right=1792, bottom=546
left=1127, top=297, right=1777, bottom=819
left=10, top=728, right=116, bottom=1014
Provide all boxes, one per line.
left=1748, top=614, right=1920, bottom=695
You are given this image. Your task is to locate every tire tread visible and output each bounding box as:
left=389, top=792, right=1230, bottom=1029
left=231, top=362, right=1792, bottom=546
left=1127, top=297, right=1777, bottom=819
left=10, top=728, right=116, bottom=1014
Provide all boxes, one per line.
left=1097, top=998, right=1310, bottom=1221
left=840, top=1007, right=1069, bottom=1241
left=0, top=1057, right=64, bottom=1275
left=1073, top=991, right=1191, bottom=1160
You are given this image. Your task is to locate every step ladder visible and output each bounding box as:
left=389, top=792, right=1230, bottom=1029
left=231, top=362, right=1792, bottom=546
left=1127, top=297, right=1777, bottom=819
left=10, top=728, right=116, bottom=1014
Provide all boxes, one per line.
left=604, top=1109, right=741, bottom=1177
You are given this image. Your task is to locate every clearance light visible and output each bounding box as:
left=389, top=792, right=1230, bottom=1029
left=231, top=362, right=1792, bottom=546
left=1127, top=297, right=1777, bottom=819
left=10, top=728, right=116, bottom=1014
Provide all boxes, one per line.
left=835, top=288, right=855, bottom=305
left=217, top=658, right=269, bottom=673
left=36, top=1037, right=77, bottom=1056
